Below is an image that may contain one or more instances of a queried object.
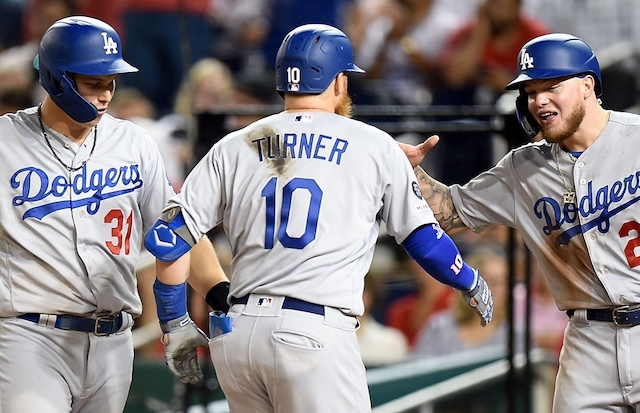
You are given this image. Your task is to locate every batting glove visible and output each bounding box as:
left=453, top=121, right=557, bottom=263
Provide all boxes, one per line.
left=160, top=314, right=209, bottom=384
left=462, top=269, right=494, bottom=327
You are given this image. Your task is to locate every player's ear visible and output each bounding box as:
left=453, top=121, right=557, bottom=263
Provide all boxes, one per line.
left=582, top=74, right=595, bottom=99
left=334, top=73, right=347, bottom=97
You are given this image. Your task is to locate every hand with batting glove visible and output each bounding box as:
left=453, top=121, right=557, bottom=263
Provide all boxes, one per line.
left=462, top=269, right=494, bottom=326
left=160, top=313, right=209, bottom=384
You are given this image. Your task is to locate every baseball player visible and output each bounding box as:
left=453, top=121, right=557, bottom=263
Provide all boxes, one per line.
left=144, top=24, right=493, bottom=412
left=402, top=33, right=640, bottom=412
left=0, top=16, right=229, bottom=413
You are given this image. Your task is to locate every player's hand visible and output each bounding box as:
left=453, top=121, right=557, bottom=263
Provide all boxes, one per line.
left=160, top=314, right=209, bottom=384
left=397, top=135, right=440, bottom=168
left=462, top=269, right=494, bottom=326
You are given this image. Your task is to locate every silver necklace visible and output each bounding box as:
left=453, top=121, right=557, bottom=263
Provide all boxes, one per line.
left=37, top=104, right=97, bottom=172
left=554, top=144, right=576, bottom=205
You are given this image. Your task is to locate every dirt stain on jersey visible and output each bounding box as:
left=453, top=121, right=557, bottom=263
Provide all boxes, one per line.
left=541, top=233, right=610, bottom=306
left=245, top=127, right=291, bottom=177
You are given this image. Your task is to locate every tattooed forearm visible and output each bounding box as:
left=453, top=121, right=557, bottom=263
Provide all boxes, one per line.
left=413, top=166, right=466, bottom=233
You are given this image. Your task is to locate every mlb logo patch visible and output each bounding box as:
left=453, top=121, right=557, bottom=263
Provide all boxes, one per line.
left=295, top=115, right=313, bottom=122
left=288, top=83, right=300, bottom=92
left=257, top=297, right=273, bottom=307
left=412, top=182, right=423, bottom=199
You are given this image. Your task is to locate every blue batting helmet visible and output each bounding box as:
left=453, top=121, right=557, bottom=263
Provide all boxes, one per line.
left=35, top=16, right=138, bottom=123
left=275, top=24, right=364, bottom=95
left=505, top=33, right=602, bottom=138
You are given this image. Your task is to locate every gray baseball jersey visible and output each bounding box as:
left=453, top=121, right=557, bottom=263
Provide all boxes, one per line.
left=450, top=110, right=640, bottom=311
left=165, top=111, right=436, bottom=316
left=0, top=107, right=175, bottom=318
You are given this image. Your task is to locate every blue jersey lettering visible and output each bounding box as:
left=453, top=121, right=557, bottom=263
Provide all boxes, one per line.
left=252, top=133, right=348, bottom=165
left=11, top=164, right=143, bottom=220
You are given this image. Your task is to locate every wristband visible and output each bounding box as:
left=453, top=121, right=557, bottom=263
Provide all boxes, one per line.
left=153, top=279, right=188, bottom=323
left=206, top=281, right=230, bottom=313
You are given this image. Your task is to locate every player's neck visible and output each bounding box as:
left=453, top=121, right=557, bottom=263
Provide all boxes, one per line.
left=283, top=81, right=343, bottom=114
left=39, top=98, right=95, bottom=144
left=284, top=97, right=334, bottom=114
left=561, top=107, right=610, bottom=153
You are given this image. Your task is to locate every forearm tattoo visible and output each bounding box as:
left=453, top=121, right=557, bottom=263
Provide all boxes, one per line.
left=413, top=166, right=464, bottom=233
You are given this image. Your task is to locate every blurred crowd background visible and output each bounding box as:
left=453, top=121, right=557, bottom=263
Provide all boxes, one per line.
left=2, top=0, right=640, bottom=376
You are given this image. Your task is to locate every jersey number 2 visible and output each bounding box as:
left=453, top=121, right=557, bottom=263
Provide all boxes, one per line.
left=620, top=220, right=640, bottom=268
left=262, top=177, right=322, bottom=249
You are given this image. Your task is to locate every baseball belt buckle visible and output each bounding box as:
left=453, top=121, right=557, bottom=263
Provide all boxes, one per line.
left=94, top=315, right=114, bottom=336
left=612, top=305, right=633, bottom=327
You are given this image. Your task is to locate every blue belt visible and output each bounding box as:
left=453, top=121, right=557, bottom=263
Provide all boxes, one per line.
left=567, top=306, right=640, bottom=326
left=18, top=313, right=123, bottom=336
left=231, top=295, right=325, bottom=316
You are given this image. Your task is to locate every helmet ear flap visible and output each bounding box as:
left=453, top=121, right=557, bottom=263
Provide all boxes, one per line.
left=515, top=92, right=540, bottom=140
left=53, top=74, right=99, bottom=123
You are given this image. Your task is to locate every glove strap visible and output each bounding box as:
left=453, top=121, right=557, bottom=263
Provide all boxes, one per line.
left=465, top=269, right=480, bottom=297
left=160, top=313, right=192, bottom=334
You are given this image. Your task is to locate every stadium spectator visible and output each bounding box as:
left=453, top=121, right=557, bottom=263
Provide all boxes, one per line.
left=385, top=252, right=454, bottom=349
left=412, top=244, right=521, bottom=357
left=351, top=0, right=465, bottom=106
left=435, top=0, right=549, bottom=106
left=171, top=57, right=263, bottom=170
left=119, top=0, right=215, bottom=116
left=358, top=262, right=409, bottom=367
left=0, top=0, right=76, bottom=102
left=429, top=0, right=549, bottom=185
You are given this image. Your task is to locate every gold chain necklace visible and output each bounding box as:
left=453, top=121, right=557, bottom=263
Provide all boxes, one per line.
left=554, top=144, right=576, bottom=205
left=553, top=111, right=610, bottom=206
left=37, top=104, right=97, bottom=172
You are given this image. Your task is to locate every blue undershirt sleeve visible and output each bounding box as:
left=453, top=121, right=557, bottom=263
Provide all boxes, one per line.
left=401, top=224, right=475, bottom=291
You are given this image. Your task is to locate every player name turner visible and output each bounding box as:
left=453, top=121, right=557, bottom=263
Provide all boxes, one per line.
left=251, top=132, right=349, bottom=165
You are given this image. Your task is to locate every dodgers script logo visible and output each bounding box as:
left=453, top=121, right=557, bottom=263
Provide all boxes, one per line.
left=534, top=170, right=640, bottom=246
left=11, top=164, right=143, bottom=220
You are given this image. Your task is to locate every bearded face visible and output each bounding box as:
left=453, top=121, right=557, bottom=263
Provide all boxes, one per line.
left=540, top=98, right=585, bottom=144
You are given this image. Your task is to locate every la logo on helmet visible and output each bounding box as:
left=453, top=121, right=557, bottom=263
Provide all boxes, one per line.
left=101, top=32, right=118, bottom=55
left=520, top=49, right=534, bottom=70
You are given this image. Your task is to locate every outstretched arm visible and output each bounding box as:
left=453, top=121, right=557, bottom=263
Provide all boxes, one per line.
left=398, top=136, right=468, bottom=234
left=402, top=224, right=494, bottom=326
left=413, top=166, right=467, bottom=234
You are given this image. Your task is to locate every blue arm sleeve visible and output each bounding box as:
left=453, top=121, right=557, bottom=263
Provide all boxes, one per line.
left=401, top=224, right=475, bottom=291
left=144, top=208, right=195, bottom=262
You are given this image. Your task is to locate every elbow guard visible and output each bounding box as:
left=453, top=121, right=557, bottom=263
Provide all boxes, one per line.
left=144, top=207, right=196, bottom=262
left=402, top=223, right=475, bottom=291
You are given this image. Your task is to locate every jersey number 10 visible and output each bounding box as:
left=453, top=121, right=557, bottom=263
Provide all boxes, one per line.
left=262, top=177, right=322, bottom=249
